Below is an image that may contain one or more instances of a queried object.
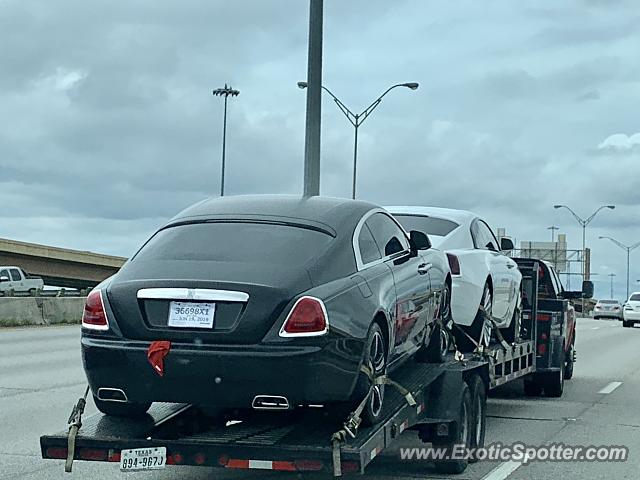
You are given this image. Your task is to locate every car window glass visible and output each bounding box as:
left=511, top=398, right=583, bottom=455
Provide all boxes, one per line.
left=472, top=220, right=499, bottom=251
left=393, top=214, right=459, bottom=237
left=365, top=213, right=409, bottom=258
left=358, top=224, right=382, bottom=265
left=0, top=269, right=9, bottom=279
left=9, top=269, right=21, bottom=281
left=630, top=294, right=640, bottom=301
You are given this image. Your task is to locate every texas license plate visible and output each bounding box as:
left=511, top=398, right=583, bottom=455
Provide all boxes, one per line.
left=120, top=447, right=166, bottom=471
left=168, top=301, right=215, bottom=328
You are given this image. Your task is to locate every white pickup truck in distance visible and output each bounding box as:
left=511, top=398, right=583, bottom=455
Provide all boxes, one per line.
left=0, top=266, right=44, bottom=294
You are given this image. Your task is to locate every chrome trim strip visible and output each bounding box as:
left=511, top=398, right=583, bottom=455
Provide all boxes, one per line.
left=252, top=395, right=290, bottom=410
left=352, top=208, right=412, bottom=271
left=137, top=288, right=249, bottom=302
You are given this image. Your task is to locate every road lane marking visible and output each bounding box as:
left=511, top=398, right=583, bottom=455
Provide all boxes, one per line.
left=598, top=381, right=623, bottom=394
left=591, top=327, right=600, bottom=330
left=482, top=460, right=522, bottom=480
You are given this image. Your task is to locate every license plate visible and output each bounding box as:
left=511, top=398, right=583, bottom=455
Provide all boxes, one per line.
left=120, top=447, right=166, bottom=471
left=168, top=301, right=216, bottom=329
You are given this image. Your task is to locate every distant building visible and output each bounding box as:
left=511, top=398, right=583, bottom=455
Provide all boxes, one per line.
left=520, top=234, right=568, bottom=273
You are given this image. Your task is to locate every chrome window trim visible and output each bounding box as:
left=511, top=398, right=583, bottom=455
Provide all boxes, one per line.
left=137, top=288, right=249, bottom=302
left=353, top=208, right=412, bottom=272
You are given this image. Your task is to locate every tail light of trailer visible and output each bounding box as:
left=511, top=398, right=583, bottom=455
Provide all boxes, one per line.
left=446, top=253, right=461, bottom=275
left=537, top=313, right=551, bottom=322
left=82, top=289, right=109, bottom=331
left=279, top=296, right=328, bottom=337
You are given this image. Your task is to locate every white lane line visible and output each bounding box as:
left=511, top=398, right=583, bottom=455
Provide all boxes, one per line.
left=481, top=461, right=522, bottom=480
left=598, top=381, right=623, bottom=394
left=591, top=327, right=600, bottom=330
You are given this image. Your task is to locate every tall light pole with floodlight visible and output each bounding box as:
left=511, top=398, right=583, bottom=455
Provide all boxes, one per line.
left=298, top=81, right=418, bottom=199
left=212, top=84, right=240, bottom=196
left=599, top=236, right=640, bottom=300
left=554, top=204, right=615, bottom=313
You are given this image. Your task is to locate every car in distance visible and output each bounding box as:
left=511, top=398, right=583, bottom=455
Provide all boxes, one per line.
left=0, top=266, right=44, bottom=295
left=593, top=299, right=623, bottom=320
left=387, top=206, right=522, bottom=352
left=623, top=292, right=640, bottom=328
left=81, top=195, right=452, bottom=426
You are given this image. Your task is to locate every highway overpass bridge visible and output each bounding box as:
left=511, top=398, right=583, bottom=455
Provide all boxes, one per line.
left=0, top=238, right=126, bottom=290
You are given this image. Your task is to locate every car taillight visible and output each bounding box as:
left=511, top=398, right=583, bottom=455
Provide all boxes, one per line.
left=279, top=296, right=328, bottom=337
left=446, top=253, right=461, bottom=275
left=82, top=289, right=109, bottom=331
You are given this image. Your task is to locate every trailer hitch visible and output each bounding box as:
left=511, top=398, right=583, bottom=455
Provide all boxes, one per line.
left=65, top=386, right=90, bottom=472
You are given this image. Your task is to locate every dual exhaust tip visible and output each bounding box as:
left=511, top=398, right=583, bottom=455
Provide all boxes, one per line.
left=97, top=389, right=290, bottom=411
left=252, top=395, right=290, bottom=410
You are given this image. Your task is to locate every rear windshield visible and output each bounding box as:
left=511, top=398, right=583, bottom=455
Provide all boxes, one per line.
left=393, top=214, right=459, bottom=237
left=599, top=299, right=619, bottom=304
left=134, top=222, right=333, bottom=265
left=630, top=294, right=640, bottom=301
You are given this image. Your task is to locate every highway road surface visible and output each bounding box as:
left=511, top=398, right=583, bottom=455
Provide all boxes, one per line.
left=1, top=317, right=639, bottom=480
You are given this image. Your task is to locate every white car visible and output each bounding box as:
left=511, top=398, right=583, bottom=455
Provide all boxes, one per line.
left=388, top=206, right=522, bottom=351
left=0, top=266, right=44, bottom=295
left=622, top=292, right=640, bottom=328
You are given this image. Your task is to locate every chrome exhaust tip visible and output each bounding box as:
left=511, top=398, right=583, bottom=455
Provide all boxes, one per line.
left=252, top=395, right=290, bottom=410
left=97, top=388, right=128, bottom=403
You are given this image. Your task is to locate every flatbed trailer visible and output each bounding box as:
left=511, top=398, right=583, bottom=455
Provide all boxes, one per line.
left=40, top=261, right=550, bottom=476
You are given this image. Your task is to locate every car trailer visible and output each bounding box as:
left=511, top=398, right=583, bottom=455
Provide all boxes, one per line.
left=40, top=262, right=550, bottom=476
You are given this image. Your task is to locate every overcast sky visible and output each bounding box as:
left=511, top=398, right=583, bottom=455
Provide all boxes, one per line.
left=1, top=0, right=639, bottom=299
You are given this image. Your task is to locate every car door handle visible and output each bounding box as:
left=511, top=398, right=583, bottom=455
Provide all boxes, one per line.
left=506, top=264, right=515, bottom=269
left=417, top=263, right=432, bottom=275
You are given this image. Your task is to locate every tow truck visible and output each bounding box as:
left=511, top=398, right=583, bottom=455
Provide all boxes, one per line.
left=40, top=260, right=593, bottom=476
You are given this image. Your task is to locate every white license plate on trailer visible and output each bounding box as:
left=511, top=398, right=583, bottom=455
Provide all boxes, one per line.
left=168, top=301, right=215, bottom=329
left=120, top=446, right=166, bottom=471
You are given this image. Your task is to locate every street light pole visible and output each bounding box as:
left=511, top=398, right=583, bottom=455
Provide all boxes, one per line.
left=554, top=204, right=615, bottom=313
left=608, top=273, right=616, bottom=299
left=298, top=81, right=418, bottom=199
left=212, top=84, right=240, bottom=196
left=599, top=236, right=640, bottom=300
left=548, top=225, right=559, bottom=242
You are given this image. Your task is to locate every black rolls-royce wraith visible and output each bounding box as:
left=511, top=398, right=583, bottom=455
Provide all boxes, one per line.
left=81, top=195, right=451, bottom=425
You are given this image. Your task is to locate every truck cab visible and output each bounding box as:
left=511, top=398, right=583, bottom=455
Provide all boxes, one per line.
left=0, top=266, right=44, bottom=294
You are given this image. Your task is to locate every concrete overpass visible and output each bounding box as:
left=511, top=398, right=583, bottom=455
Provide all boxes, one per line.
left=0, top=238, right=126, bottom=289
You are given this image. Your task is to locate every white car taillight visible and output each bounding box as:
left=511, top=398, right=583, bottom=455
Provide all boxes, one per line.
left=279, top=296, right=328, bottom=337
left=82, top=290, right=109, bottom=331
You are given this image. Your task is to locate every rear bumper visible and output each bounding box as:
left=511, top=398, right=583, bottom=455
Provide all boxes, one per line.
left=82, top=336, right=362, bottom=408
left=623, top=311, right=640, bottom=321
left=594, top=310, right=623, bottom=319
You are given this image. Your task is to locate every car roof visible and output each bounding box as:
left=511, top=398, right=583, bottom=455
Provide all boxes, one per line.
left=169, top=194, right=378, bottom=235
left=385, top=206, right=479, bottom=225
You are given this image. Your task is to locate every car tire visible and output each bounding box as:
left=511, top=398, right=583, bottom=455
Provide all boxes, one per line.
left=454, top=283, right=492, bottom=353
left=29, top=288, right=37, bottom=296
left=93, top=395, right=151, bottom=418
left=622, top=320, right=632, bottom=328
left=524, top=375, right=544, bottom=396
left=543, top=367, right=564, bottom=398
left=433, top=383, right=472, bottom=474
left=417, top=283, right=451, bottom=364
left=467, top=375, right=486, bottom=464
left=354, top=323, right=387, bottom=427
left=564, top=341, right=575, bottom=380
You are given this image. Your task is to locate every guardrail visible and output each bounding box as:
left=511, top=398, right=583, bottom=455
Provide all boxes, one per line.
left=0, top=289, right=88, bottom=298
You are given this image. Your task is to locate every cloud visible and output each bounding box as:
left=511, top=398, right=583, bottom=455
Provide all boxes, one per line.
left=598, top=133, right=640, bottom=150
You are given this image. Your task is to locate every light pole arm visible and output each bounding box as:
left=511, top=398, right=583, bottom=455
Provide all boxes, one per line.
left=600, top=236, right=633, bottom=252
left=631, top=241, right=640, bottom=251
left=317, top=86, right=358, bottom=126
left=359, top=84, right=408, bottom=124
left=555, top=205, right=585, bottom=226
left=586, top=205, right=613, bottom=225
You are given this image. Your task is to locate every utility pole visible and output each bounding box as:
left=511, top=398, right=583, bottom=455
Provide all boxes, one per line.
left=302, top=0, right=323, bottom=197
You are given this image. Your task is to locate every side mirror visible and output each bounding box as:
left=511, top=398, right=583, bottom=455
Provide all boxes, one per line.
left=0, top=276, right=9, bottom=283
left=582, top=280, right=594, bottom=299
left=409, top=230, right=431, bottom=250
left=500, top=237, right=514, bottom=251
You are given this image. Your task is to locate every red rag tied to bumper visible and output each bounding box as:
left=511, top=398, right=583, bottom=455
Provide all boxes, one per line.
left=147, top=341, right=171, bottom=377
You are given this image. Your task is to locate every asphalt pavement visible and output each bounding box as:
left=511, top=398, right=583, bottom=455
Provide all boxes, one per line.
left=1, top=317, right=639, bottom=480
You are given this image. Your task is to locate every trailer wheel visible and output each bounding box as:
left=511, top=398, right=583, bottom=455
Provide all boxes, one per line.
left=523, top=375, right=543, bottom=397
left=543, top=367, right=564, bottom=398
left=433, top=383, right=472, bottom=474
left=467, top=375, right=486, bottom=464
left=93, top=395, right=151, bottom=417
